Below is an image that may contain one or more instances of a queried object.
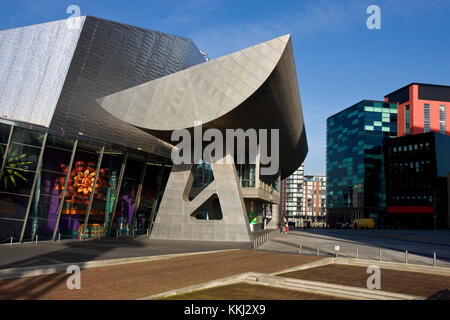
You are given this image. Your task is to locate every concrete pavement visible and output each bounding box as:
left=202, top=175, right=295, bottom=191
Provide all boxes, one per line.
left=258, top=229, right=450, bottom=267
left=0, top=236, right=251, bottom=270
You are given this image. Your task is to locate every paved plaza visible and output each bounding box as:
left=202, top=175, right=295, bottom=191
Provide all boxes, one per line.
left=0, top=236, right=251, bottom=270
left=0, top=250, right=321, bottom=300
left=0, top=229, right=449, bottom=300
left=258, top=229, right=450, bottom=267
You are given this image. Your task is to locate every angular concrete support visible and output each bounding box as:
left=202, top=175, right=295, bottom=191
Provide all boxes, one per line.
left=150, top=154, right=251, bottom=242
left=267, top=203, right=281, bottom=229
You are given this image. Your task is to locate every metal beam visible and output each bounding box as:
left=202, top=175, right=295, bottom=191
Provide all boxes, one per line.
left=130, top=156, right=148, bottom=236
left=108, top=152, right=128, bottom=236
left=19, top=132, right=48, bottom=243
left=146, top=165, right=166, bottom=236
left=81, top=145, right=105, bottom=239
left=52, top=139, right=78, bottom=241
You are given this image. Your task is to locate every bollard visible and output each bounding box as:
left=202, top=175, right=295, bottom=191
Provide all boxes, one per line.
left=116, top=230, right=119, bottom=238
left=356, top=245, right=359, bottom=259
left=379, top=248, right=382, bottom=261
left=58, top=233, right=61, bottom=243
left=433, top=252, right=437, bottom=267
left=299, top=242, right=302, bottom=254
left=317, top=243, right=320, bottom=256
left=35, top=234, right=38, bottom=246
left=10, top=237, right=13, bottom=246
left=405, top=250, right=408, bottom=264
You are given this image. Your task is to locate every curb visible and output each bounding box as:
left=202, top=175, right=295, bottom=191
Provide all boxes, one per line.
left=255, top=274, right=422, bottom=300
left=335, top=257, right=450, bottom=276
left=138, top=272, right=422, bottom=301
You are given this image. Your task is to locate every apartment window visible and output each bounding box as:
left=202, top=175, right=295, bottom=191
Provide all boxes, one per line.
left=405, top=105, right=410, bottom=135
left=424, top=104, right=430, bottom=133
left=440, top=105, right=446, bottom=134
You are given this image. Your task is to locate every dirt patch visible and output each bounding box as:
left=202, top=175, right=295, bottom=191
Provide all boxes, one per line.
left=162, top=282, right=347, bottom=300
left=281, top=264, right=450, bottom=298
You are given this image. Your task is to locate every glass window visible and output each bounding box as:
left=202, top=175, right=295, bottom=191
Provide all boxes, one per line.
left=405, top=105, right=410, bottom=135
left=0, top=126, right=45, bottom=242
left=0, top=123, right=11, bottom=144
left=424, top=104, right=430, bottom=133
left=57, top=142, right=103, bottom=239
left=0, top=195, right=29, bottom=241
left=112, top=155, right=145, bottom=237
left=85, top=151, right=125, bottom=236
left=11, top=127, right=45, bottom=147
left=22, top=134, right=77, bottom=241
left=440, top=105, right=446, bottom=134
left=0, top=143, right=41, bottom=194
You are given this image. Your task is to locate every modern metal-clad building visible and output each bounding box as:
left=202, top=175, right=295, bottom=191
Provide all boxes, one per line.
left=0, top=16, right=205, bottom=243
left=98, top=33, right=308, bottom=242
left=326, top=100, right=398, bottom=227
left=383, top=132, right=450, bottom=229
left=0, top=16, right=308, bottom=243
left=385, top=83, right=450, bottom=137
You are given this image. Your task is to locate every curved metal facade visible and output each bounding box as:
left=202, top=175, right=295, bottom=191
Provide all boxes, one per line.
left=49, top=16, right=206, bottom=159
left=99, top=34, right=308, bottom=178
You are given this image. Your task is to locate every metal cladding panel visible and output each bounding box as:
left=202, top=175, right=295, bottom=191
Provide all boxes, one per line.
left=0, top=17, right=85, bottom=127
left=99, top=34, right=308, bottom=178
left=49, top=16, right=205, bottom=157
left=418, top=84, right=450, bottom=103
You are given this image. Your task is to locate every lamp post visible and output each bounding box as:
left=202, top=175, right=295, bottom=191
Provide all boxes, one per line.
left=433, top=189, right=437, bottom=231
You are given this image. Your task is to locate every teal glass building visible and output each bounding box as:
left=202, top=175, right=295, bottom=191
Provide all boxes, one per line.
left=326, top=100, right=398, bottom=227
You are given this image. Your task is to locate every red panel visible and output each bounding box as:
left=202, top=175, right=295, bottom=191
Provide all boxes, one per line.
left=387, top=206, right=433, bottom=214
left=392, top=84, right=449, bottom=137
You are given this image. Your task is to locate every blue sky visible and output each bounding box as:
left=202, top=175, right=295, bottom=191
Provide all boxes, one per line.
left=1, top=0, right=449, bottom=175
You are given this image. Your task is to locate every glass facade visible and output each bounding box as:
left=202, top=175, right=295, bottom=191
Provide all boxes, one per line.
left=326, top=100, right=398, bottom=226
left=383, top=132, right=450, bottom=228
left=236, top=164, right=256, bottom=188
left=0, top=121, right=170, bottom=243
